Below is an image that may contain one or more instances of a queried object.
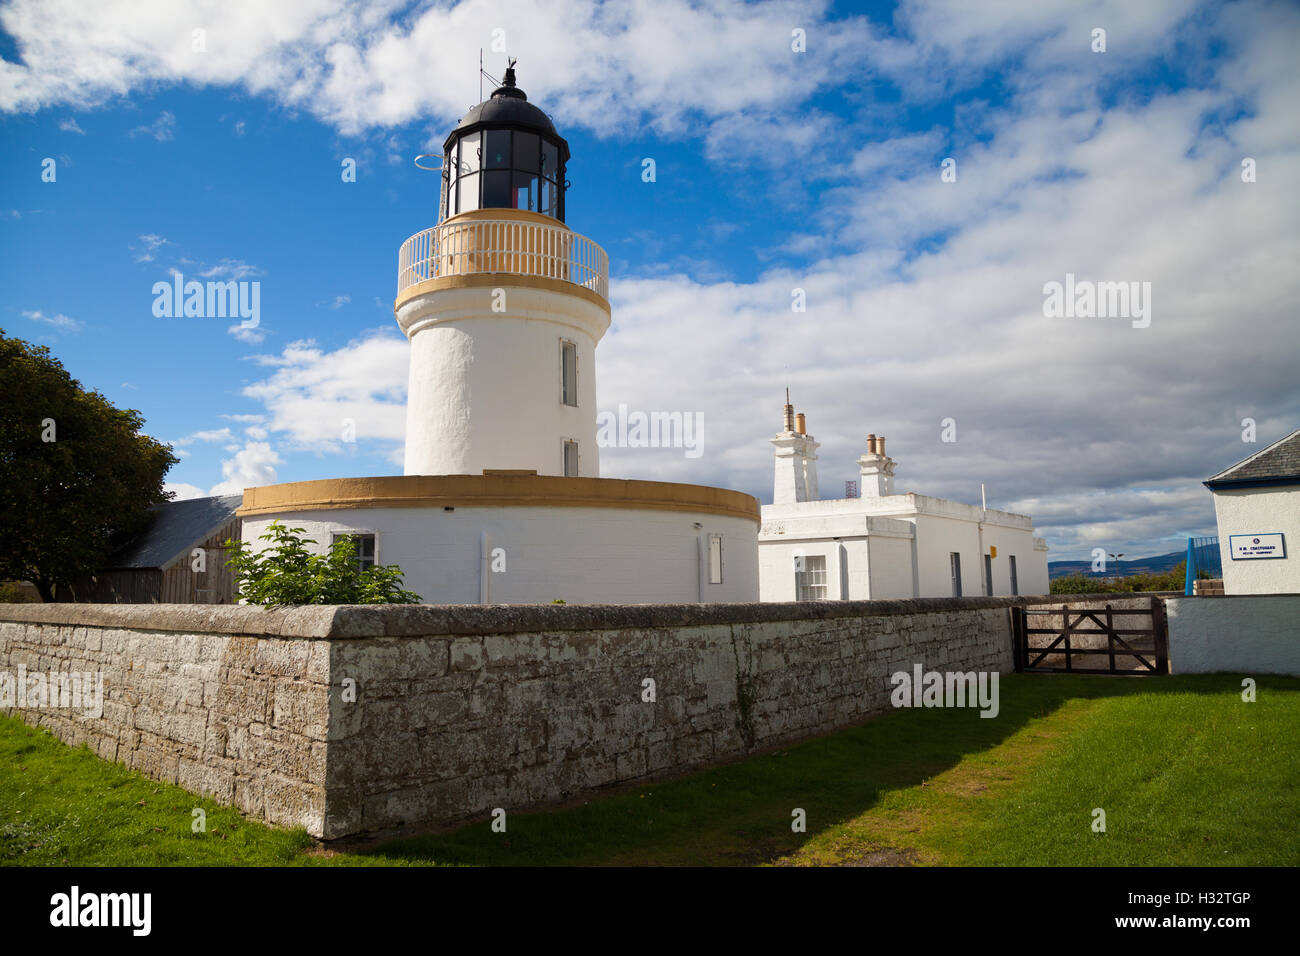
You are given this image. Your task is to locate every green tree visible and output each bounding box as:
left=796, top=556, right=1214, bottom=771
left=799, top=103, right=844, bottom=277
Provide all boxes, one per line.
left=224, top=521, right=421, bottom=605
left=0, top=330, right=178, bottom=601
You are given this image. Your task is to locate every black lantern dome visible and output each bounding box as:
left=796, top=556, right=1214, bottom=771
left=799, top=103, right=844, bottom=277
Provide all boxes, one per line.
left=440, top=61, right=570, bottom=223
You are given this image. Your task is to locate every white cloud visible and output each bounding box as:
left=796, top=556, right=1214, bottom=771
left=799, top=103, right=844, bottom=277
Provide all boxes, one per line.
left=164, top=482, right=206, bottom=500
left=209, top=441, right=282, bottom=496
left=128, top=109, right=175, bottom=141
left=0, top=0, right=873, bottom=138
left=172, top=427, right=234, bottom=445
left=22, top=309, right=81, bottom=331
left=241, top=329, right=407, bottom=455
left=133, top=233, right=170, bottom=262
left=58, top=116, right=84, bottom=133
left=170, top=432, right=282, bottom=497
left=592, top=3, right=1300, bottom=562
left=199, top=258, right=262, bottom=280
left=228, top=324, right=266, bottom=344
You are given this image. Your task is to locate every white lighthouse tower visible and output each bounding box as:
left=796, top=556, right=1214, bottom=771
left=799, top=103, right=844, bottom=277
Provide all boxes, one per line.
left=397, top=62, right=608, bottom=478
left=237, top=62, right=761, bottom=605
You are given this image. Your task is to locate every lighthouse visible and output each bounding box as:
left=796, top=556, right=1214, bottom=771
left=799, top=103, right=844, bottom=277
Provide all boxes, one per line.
left=237, top=62, right=761, bottom=605
left=396, top=62, right=609, bottom=478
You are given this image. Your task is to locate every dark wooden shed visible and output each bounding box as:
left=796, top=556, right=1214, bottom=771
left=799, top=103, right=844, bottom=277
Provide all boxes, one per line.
left=66, top=494, right=243, bottom=604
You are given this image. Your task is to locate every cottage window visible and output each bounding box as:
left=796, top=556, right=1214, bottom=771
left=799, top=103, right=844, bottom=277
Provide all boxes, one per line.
left=796, top=554, right=827, bottom=600
left=332, top=532, right=377, bottom=570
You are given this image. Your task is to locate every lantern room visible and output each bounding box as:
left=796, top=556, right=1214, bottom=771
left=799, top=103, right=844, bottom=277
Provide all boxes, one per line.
left=440, top=60, right=570, bottom=223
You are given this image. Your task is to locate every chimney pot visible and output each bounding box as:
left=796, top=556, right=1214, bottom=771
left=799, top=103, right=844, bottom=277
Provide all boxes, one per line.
left=795, top=413, right=806, bottom=435
left=878, top=436, right=886, bottom=457
left=867, top=433, right=877, bottom=454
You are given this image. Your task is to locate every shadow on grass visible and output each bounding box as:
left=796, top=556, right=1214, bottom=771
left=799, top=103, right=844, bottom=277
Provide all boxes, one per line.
left=361, top=673, right=1282, bottom=866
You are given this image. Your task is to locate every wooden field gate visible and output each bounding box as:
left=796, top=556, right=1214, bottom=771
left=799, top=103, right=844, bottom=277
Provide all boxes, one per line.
left=1012, top=598, right=1169, bottom=675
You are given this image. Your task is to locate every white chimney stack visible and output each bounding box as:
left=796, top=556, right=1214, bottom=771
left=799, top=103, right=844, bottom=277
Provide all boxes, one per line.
left=771, top=393, right=820, bottom=505
left=857, top=432, right=897, bottom=497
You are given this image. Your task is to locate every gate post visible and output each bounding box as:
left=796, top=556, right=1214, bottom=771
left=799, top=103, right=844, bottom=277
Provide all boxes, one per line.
left=1152, top=596, right=1170, bottom=675
left=1062, top=604, right=1072, bottom=672
left=1105, top=604, right=1116, bottom=672
left=1011, top=606, right=1025, bottom=672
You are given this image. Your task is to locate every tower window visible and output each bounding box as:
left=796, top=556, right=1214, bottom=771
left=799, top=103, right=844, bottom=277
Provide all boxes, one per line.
left=984, top=553, right=994, bottom=596
left=950, top=552, right=963, bottom=597
left=442, top=148, right=453, bottom=219
left=563, top=440, right=579, bottom=477
left=1009, top=555, right=1019, bottom=595
left=512, top=132, right=539, bottom=171
left=512, top=171, right=536, bottom=211
left=456, top=132, right=480, bottom=214
left=796, top=554, right=827, bottom=600
left=483, top=170, right=511, bottom=208
left=560, top=339, right=577, bottom=406
left=484, top=129, right=511, bottom=168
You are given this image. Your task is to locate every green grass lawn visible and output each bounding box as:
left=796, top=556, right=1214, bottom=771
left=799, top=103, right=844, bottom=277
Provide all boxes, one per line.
left=2, top=673, right=1296, bottom=866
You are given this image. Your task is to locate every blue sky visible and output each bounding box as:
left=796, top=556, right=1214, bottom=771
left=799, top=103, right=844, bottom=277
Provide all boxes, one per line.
left=2, top=0, right=1298, bottom=562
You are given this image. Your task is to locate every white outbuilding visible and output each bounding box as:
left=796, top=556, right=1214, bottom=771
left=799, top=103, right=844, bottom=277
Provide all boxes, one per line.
left=1205, top=428, right=1300, bottom=595
left=238, top=65, right=760, bottom=604
left=758, top=398, right=1049, bottom=601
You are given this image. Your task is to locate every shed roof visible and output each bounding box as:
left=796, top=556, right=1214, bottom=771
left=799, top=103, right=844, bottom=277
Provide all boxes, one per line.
left=106, top=494, right=243, bottom=570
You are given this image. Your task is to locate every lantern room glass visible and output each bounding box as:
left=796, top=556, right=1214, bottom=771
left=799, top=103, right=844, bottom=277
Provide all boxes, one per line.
left=442, top=127, right=564, bottom=223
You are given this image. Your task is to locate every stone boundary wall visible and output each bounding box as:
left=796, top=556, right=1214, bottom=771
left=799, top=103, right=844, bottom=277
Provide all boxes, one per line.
left=0, top=612, right=330, bottom=833
left=1, top=594, right=1109, bottom=839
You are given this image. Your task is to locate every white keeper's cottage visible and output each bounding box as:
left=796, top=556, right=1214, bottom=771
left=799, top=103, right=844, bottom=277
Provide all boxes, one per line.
left=758, top=397, right=1050, bottom=601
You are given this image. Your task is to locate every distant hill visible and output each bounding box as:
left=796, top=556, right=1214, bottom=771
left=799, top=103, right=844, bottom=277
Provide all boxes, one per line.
left=1048, top=549, right=1186, bottom=580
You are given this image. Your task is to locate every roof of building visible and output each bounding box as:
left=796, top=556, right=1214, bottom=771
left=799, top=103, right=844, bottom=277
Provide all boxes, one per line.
left=760, top=491, right=1036, bottom=532
left=1205, top=429, right=1300, bottom=489
left=105, top=494, right=243, bottom=570
left=451, top=90, right=557, bottom=137
left=444, top=64, right=568, bottom=155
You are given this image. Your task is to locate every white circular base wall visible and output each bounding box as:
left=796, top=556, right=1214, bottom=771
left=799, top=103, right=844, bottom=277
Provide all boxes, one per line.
left=241, top=504, right=758, bottom=604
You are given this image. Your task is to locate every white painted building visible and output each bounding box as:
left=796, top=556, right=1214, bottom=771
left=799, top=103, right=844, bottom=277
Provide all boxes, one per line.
left=759, top=399, right=1049, bottom=601
left=1205, top=428, right=1300, bottom=595
left=239, top=65, right=760, bottom=604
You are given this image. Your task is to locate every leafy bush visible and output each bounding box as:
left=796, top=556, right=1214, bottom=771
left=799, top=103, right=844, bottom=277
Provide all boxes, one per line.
left=224, top=521, right=420, bottom=606
left=1050, top=560, right=1190, bottom=595
left=0, top=581, right=39, bottom=603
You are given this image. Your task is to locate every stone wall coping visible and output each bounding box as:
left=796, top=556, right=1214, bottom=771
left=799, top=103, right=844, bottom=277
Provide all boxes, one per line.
left=0, top=592, right=1175, bottom=639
